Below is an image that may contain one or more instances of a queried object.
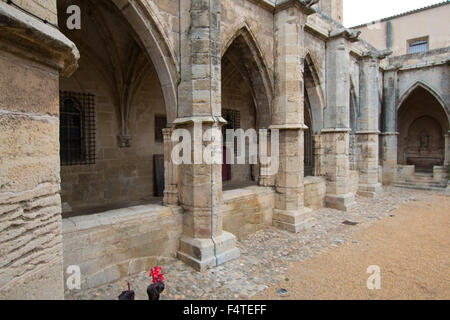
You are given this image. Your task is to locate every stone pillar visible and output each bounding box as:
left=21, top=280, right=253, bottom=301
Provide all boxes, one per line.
left=322, top=29, right=359, bottom=211
left=163, top=128, right=178, bottom=205
left=313, top=135, right=323, bottom=176
left=356, top=54, right=382, bottom=197
left=446, top=133, right=450, bottom=190
left=271, top=3, right=315, bottom=233
left=444, top=132, right=450, bottom=167
left=0, top=2, right=78, bottom=299
left=380, top=67, right=400, bottom=185
left=259, top=131, right=275, bottom=187
left=320, top=0, right=343, bottom=24
left=176, top=0, right=238, bottom=271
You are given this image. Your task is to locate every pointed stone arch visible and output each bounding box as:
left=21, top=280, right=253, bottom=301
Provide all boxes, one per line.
left=221, top=22, right=273, bottom=128
left=398, top=81, right=449, bottom=122
left=397, top=81, right=449, bottom=171
left=112, top=0, right=178, bottom=124
left=304, top=53, right=325, bottom=134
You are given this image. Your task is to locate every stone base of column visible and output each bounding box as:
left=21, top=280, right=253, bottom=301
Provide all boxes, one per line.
left=326, top=193, right=356, bottom=211
left=259, top=175, right=274, bottom=187
left=380, top=133, right=398, bottom=185
left=273, top=208, right=315, bottom=233
left=177, top=232, right=240, bottom=271
left=163, top=189, right=178, bottom=205
left=0, top=257, right=64, bottom=300
left=358, top=183, right=382, bottom=198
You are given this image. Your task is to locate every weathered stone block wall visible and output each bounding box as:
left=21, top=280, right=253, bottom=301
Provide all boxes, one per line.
left=0, top=50, right=64, bottom=299
left=62, top=205, right=183, bottom=290
left=304, top=31, right=326, bottom=133
left=60, top=61, right=166, bottom=215
left=392, top=49, right=450, bottom=116
left=149, top=0, right=180, bottom=60
left=319, top=0, right=343, bottom=24
left=62, top=186, right=280, bottom=289
left=222, top=187, right=274, bottom=239
left=221, top=0, right=274, bottom=70
left=396, top=165, right=415, bottom=182
left=304, top=176, right=327, bottom=210
left=433, top=166, right=448, bottom=182
left=350, top=170, right=360, bottom=195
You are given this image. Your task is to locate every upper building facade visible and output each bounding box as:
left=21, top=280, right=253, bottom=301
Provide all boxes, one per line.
left=352, top=1, right=450, bottom=56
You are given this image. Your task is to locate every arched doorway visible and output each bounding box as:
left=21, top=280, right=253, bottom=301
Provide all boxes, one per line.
left=58, top=0, right=171, bottom=217
left=221, top=27, right=272, bottom=189
left=398, top=84, right=448, bottom=173
left=303, top=54, right=325, bottom=177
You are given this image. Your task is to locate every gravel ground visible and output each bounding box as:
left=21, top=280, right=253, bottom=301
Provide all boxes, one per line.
left=65, top=187, right=444, bottom=300
left=254, top=193, right=450, bottom=300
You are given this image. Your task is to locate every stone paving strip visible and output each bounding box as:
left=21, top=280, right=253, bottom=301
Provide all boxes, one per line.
left=65, top=187, right=441, bottom=300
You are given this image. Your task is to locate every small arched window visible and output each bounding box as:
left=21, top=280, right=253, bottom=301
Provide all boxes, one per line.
left=59, top=91, right=96, bottom=166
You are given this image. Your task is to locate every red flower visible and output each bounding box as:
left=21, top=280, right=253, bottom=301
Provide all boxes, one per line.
left=149, top=266, right=165, bottom=283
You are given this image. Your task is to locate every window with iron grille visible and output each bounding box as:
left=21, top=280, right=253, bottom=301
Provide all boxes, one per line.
left=222, top=109, right=241, bottom=181
left=223, top=109, right=242, bottom=155
left=59, top=91, right=96, bottom=166
left=155, top=115, right=167, bottom=143
left=408, top=39, right=428, bottom=54
left=222, top=109, right=241, bottom=133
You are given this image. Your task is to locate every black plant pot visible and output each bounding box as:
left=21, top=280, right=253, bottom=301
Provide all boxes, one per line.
left=147, top=281, right=165, bottom=300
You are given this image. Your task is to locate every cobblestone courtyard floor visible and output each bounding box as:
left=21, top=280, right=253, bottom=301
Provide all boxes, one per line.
left=65, top=187, right=448, bottom=300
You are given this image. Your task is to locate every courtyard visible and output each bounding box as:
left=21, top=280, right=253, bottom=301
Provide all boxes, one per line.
left=65, top=187, right=450, bottom=300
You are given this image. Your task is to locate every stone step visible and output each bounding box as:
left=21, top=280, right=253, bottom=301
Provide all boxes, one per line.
left=406, top=180, right=446, bottom=186
left=393, top=182, right=447, bottom=192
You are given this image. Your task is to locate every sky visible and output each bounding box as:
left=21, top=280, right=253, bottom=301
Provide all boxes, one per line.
left=343, top=0, right=447, bottom=27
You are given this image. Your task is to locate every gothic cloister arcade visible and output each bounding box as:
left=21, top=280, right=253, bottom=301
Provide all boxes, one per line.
left=58, top=0, right=174, bottom=217
left=220, top=26, right=272, bottom=188
left=1, top=0, right=449, bottom=298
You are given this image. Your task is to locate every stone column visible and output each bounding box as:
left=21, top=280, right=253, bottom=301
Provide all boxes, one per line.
left=176, top=0, right=239, bottom=271
left=444, top=132, right=450, bottom=167
left=313, top=135, right=323, bottom=176
left=163, top=128, right=178, bottom=205
left=259, top=131, right=275, bottom=187
left=356, top=53, right=382, bottom=197
left=322, top=29, right=359, bottom=211
left=380, top=67, right=400, bottom=185
left=445, top=133, right=450, bottom=190
left=0, top=2, right=78, bottom=299
left=271, top=3, right=315, bottom=233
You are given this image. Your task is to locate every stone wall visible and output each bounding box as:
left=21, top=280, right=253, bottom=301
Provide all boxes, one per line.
left=0, top=50, right=64, bottom=299
left=396, top=165, right=415, bottom=182
left=221, top=0, right=274, bottom=70
left=222, top=186, right=274, bottom=239
left=350, top=170, right=360, bottom=195
left=60, top=62, right=166, bottom=215
left=150, top=0, right=180, bottom=59
left=62, top=204, right=183, bottom=290
left=62, top=186, right=276, bottom=289
left=304, top=176, right=327, bottom=210
left=393, top=49, right=450, bottom=116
